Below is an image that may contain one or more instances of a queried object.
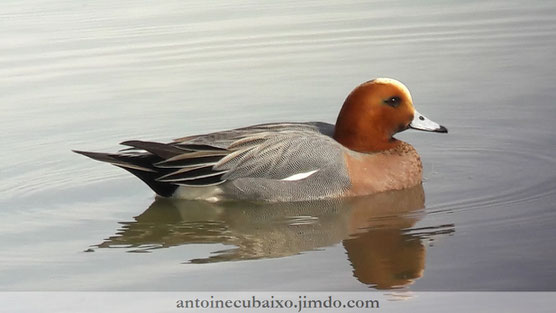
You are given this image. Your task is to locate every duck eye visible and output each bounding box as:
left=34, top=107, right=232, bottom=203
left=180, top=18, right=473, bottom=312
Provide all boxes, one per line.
left=384, top=96, right=401, bottom=107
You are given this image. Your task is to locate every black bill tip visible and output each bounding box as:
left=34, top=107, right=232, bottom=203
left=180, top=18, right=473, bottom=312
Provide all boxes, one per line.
left=436, top=125, right=448, bottom=133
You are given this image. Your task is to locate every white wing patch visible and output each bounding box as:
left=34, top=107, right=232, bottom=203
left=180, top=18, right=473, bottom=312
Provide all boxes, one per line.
left=281, top=169, right=320, bottom=181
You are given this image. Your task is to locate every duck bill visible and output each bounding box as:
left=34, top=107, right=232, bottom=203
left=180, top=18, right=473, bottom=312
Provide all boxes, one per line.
left=409, top=110, right=448, bottom=133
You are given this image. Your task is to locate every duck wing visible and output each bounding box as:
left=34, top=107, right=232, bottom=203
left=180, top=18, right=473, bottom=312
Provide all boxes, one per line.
left=74, top=122, right=342, bottom=198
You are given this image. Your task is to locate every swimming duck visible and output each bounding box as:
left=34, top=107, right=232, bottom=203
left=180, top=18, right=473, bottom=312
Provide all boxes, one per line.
left=74, top=78, right=447, bottom=202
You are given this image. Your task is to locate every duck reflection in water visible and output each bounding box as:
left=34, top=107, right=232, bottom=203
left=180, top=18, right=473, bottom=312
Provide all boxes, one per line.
left=95, top=184, right=453, bottom=289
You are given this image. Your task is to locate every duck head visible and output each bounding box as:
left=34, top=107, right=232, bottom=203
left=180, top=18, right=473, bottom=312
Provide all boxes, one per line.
left=333, top=78, right=447, bottom=153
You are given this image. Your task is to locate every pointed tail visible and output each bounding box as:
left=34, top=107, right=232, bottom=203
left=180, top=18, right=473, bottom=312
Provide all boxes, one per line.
left=73, top=150, right=178, bottom=197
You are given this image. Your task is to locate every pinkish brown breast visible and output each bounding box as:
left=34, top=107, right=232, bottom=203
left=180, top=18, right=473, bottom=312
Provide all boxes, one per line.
left=343, top=141, right=423, bottom=196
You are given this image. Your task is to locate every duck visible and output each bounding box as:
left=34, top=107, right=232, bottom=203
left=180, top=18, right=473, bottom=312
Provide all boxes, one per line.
left=74, top=78, right=447, bottom=202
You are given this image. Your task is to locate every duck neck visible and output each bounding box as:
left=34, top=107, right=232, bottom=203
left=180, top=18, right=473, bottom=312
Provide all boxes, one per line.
left=333, top=108, right=401, bottom=153
left=333, top=124, right=400, bottom=153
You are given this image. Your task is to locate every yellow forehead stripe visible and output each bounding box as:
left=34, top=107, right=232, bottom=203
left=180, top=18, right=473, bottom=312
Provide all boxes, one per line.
left=372, top=78, right=413, bottom=103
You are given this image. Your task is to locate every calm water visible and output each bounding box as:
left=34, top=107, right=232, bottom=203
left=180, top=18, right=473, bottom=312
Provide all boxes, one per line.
left=1, top=0, right=555, bottom=293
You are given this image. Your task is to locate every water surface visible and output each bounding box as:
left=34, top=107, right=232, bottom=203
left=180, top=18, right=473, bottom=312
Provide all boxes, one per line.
left=1, top=0, right=555, bottom=292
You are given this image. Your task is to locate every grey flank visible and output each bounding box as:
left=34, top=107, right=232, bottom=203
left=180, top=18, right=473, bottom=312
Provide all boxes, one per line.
left=75, top=122, right=351, bottom=201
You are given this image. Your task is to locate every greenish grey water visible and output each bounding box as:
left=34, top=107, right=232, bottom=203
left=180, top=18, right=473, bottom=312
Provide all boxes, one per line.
left=1, top=0, right=555, bottom=293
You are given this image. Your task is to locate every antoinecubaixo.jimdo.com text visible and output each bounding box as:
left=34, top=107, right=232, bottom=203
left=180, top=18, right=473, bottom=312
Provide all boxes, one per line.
left=176, top=295, right=379, bottom=311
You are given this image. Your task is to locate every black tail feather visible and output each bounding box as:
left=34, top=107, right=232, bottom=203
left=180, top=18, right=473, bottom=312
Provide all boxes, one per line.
left=73, top=150, right=178, bottom=197
left=120, top=140, right=184, bottom=159
left=116, top=166, right=179, bottom=197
